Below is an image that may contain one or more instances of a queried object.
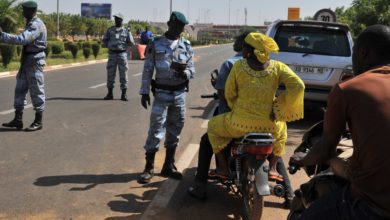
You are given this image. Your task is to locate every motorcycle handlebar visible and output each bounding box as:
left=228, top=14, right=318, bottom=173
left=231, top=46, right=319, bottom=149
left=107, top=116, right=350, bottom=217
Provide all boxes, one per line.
left=201, top=93, right=218, bottom=99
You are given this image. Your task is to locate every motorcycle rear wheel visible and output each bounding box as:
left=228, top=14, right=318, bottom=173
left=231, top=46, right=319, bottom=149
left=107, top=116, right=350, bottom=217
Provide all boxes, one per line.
left=241, top=158, right=264, bottom=220
left=242, top=183, right=264, bottom=220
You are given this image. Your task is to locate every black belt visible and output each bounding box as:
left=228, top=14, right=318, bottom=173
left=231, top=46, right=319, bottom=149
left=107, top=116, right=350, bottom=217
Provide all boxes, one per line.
left=109, top=50, right=127, bottom=53
left=152, top=80, right=189, bottom=92
left=24, top=50, right=44, bottom=55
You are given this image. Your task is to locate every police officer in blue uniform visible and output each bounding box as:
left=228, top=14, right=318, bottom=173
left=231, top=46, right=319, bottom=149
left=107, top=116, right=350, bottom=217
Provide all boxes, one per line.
left=103, top=13, right=134, bottom=101
left=0, top=1, right=47, bottom=131
left=138, top=11, right=195, bottom=184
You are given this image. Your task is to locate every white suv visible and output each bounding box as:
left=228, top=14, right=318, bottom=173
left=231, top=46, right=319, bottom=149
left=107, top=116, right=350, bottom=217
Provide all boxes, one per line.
left=266, top=20, right=354, bottom=104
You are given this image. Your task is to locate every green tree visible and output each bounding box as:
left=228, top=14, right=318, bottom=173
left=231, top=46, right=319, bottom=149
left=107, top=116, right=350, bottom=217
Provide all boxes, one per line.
left=85, top=18, right=97, bottom=40
left=40, top=13, right=58, bottom=37
left=58, top=13, right=72, bottom=39
left=68, top=43, right=79, bottom=59
left=0, top=44, right=15, bottom=68
left=336, top=0, right=390, bottom=38
left=95, top=19, right=112, bottom=40
left=69, top=15, right=87, bottom=41
left=0, top=0, right=21, bottom=33
left=91, top=42, right=100, bottom=58
left=82, top=41, right=91, bottom=59
left=128, top=20, right=155, bottom=35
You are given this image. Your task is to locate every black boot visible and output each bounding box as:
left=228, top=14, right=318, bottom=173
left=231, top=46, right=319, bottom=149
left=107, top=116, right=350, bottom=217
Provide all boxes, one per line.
left=188, top=181, right=207, bottom=200
left=104, top=88, right=113, bottom=100
left=2, top=110, right=23, bottom=130
left=121, top=89, right=128, bottom=101
left=25, top=112, right=43, bottom=132
left=161, top=148, right=182, bottom=180
left=138, top=152, right=155, bottom=184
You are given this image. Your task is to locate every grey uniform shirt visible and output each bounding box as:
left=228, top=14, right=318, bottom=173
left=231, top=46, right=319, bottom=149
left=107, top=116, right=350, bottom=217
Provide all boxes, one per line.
left=103, top=26, right=135, bottom=51
left=139, top=35, right=195, bottom=95
left=0, top=16, right=47, bottom=59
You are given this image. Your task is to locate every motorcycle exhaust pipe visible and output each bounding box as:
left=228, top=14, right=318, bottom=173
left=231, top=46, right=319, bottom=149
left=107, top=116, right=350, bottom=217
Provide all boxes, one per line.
left=269, top=182, right=286, bottom=197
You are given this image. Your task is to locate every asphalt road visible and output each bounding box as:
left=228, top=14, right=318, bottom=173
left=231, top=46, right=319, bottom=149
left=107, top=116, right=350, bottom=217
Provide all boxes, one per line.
left=0, top=44, right=322, bottom=220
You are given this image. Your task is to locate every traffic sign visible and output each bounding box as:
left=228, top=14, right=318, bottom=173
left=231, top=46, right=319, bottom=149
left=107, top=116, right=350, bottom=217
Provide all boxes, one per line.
left=288, top=8, right=300, bottom=20
left=314, top=9, right=337, bottom=23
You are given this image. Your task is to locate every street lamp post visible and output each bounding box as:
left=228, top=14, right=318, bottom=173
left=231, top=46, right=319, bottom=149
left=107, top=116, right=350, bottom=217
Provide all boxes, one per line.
left=170, top=0, right=172, bottom=15
left=228, top=0, right=231, bottom=38
left=56, top=0, right=59, bottom=38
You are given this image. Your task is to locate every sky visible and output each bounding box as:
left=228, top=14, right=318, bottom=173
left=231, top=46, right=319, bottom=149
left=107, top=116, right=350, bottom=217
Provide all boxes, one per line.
left=25, top=0, right=354, bottom=26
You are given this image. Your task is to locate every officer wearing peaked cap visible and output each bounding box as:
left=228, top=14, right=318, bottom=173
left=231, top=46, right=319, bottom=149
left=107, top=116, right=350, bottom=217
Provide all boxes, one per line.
left=138, top=11, right=195, bottom=184
left=22, top=1, right=37, bottom=8
left=113, top=13, right=124, bottom=20
left=0, top=0, right=47, bottom=131
left=102, top=13, right=135, bottom=101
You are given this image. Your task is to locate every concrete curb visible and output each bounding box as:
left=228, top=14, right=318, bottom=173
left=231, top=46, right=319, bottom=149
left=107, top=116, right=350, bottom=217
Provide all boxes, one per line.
left=0, top=59, right=108, bottom=78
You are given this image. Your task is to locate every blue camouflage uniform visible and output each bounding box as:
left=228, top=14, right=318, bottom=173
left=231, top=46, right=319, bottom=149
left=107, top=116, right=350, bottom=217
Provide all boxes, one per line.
left=0, top=16, right=47, bottom=113
left=140, top=36, right=195, bottom=152
left=103, top=26, right=134, bottom=89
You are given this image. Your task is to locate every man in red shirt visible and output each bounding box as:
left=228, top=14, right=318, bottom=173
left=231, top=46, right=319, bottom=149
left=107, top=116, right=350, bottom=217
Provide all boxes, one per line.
left=289, top=24, right=390, bottom=219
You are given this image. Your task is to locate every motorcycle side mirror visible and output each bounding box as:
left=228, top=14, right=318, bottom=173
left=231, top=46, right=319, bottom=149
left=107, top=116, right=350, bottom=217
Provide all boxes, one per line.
left=210, top=69, right=219, bottom=88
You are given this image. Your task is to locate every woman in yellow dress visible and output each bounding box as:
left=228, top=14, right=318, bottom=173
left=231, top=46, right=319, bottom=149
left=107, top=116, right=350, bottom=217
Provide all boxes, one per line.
left=208, top=32, right=305, bottom=179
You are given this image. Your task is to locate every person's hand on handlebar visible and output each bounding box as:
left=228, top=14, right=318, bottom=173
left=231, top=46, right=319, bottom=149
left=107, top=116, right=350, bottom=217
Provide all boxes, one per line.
left=288, top=152, right=307, bottom=173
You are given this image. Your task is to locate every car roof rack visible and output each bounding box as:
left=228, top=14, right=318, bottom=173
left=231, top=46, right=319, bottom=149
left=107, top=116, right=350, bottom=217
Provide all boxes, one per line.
left=274, top=20, right=350, bottom=31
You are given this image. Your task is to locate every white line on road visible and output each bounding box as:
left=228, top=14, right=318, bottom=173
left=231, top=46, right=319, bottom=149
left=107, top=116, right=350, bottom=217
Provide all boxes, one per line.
left=88, top=72, right=140, bottom=89
left=0, top=104, right=33, bottom=115
left=140, top=143, right=199, bottom=220
left=88, top=83, right=106, bottom=89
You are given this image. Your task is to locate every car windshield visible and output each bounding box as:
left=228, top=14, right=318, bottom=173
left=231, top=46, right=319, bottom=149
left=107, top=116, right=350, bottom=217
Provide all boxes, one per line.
left=274, top=26, right=351, bottom=57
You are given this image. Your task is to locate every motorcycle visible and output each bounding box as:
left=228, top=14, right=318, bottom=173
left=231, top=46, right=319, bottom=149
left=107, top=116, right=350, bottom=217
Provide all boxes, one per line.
left=287, top=121, right=352, bottom=220
left=201, top=69, right=288, bottom=220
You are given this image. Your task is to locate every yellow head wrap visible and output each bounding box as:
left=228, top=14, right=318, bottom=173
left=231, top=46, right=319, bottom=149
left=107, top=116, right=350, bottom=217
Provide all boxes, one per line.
left=244, top=32, right=279, bottom=63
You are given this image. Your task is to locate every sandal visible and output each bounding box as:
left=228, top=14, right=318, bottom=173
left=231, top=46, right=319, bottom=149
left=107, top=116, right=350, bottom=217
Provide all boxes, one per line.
left=268, top=172, right=284, bottom=182
left=208, top=170, right=228, bottom=180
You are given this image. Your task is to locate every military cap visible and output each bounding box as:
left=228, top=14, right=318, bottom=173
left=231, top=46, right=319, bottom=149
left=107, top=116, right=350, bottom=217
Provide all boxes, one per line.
left=113, top=13, right=124, bottom=20
left=169, top=11, right=189, bottom=25
left=22, top=1, right=38, bottom=8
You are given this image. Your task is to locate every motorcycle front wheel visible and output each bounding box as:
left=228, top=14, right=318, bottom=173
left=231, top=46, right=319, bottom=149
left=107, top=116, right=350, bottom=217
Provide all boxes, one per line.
left=241, top=159, right=264, bottom=220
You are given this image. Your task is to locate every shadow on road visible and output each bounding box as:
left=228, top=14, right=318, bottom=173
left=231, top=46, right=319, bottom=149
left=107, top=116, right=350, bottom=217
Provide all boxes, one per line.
left=189, top=100, right=218, bottom=119
left=34, top=173, right=141, bottom=191
left=264, top=200, right=285, bottom=209
left=106, top=181, right=164, bottom=220
left=0, top=127, right=23, bottom=132
left=162, top=167, right=244, bottom=220
left=46, top=97, right=106, bottom=101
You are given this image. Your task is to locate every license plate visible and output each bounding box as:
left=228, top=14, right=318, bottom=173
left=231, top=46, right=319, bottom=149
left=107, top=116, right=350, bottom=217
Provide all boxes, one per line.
left=293, top=65, right=327, bottom=74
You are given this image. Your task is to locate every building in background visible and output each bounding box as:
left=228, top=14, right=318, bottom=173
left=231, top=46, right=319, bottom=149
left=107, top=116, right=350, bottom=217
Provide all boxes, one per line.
left=150, top=22, right=267, bottom=42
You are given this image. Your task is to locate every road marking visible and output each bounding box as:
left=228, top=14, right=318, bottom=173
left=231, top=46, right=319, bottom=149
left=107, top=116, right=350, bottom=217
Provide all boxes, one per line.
left=0, top=104, right=33, bottom=115
left=140, top=143, right=199, bottom=220
left=89, top=83, right=106, bottom=89
left=133, top=72, right=142, bottom=77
